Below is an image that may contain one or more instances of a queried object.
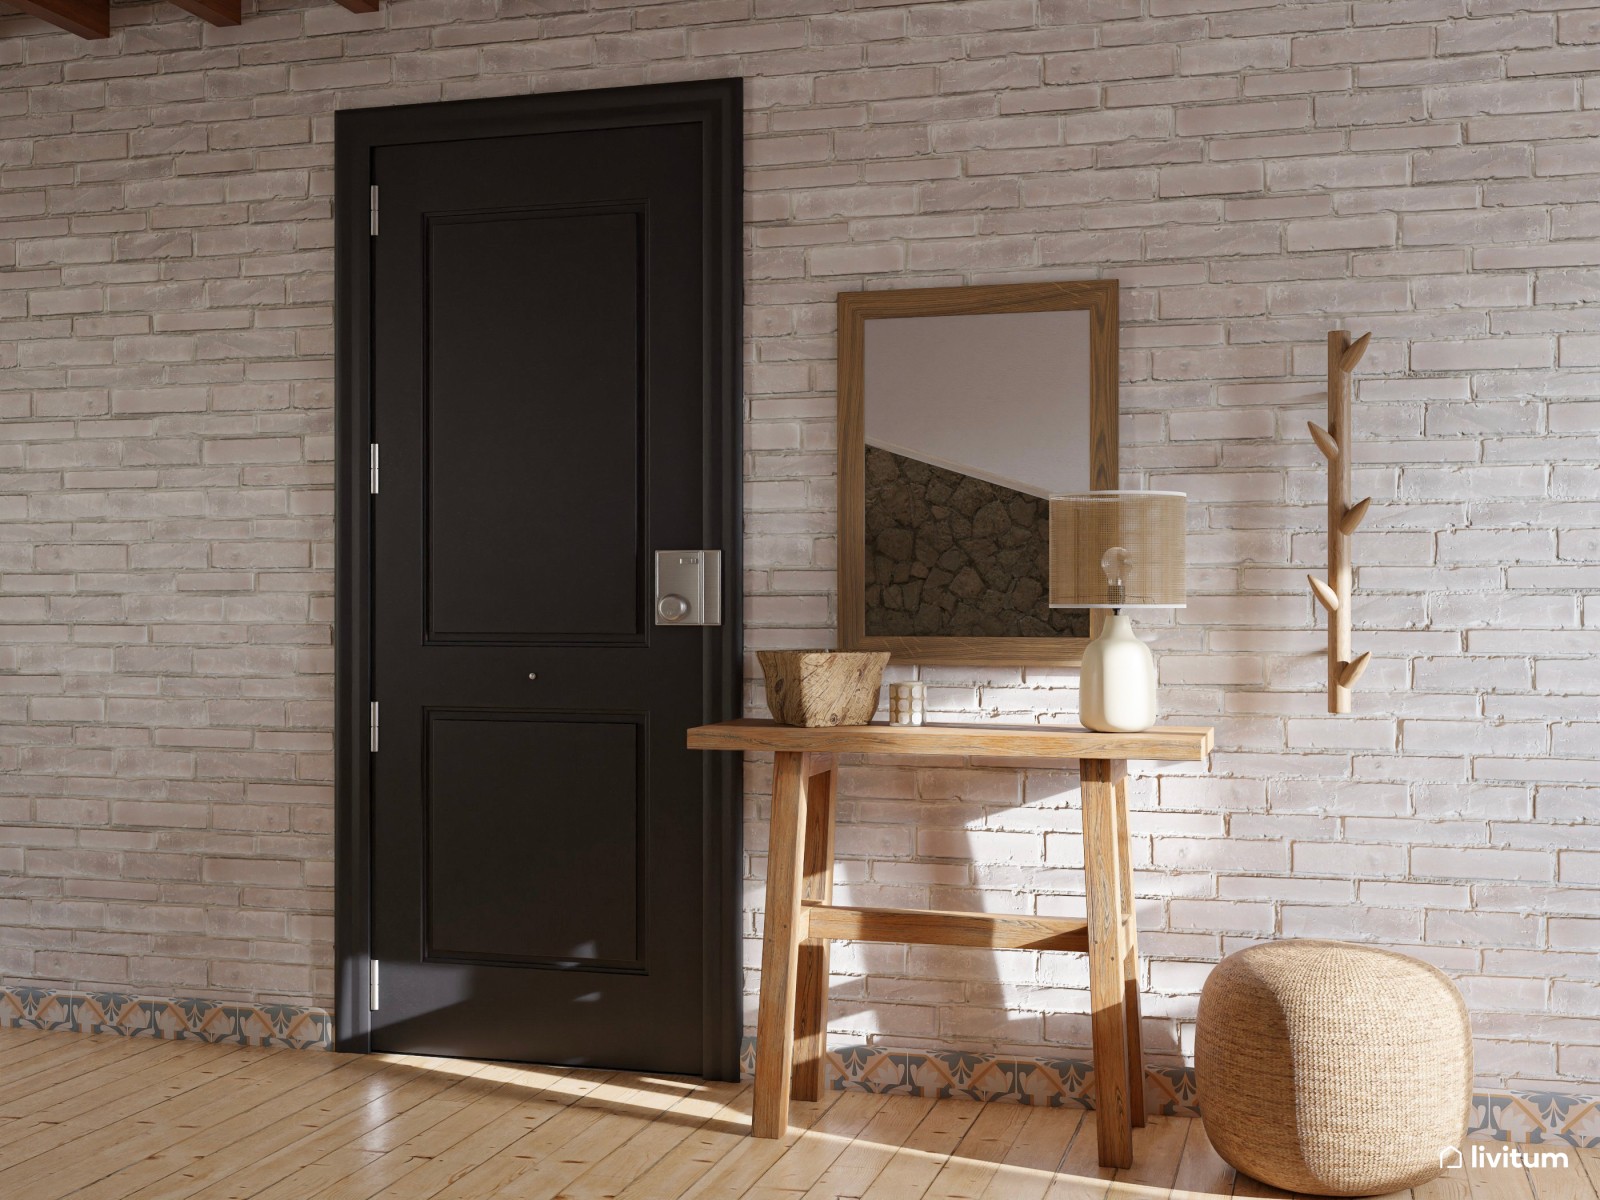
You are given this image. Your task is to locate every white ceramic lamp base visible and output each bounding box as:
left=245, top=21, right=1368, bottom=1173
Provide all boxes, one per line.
left=1080, top=613, right=1158, bottom=734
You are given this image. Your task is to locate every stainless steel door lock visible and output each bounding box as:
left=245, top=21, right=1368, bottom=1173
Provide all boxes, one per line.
left=654, top=550, right=722, bottom=626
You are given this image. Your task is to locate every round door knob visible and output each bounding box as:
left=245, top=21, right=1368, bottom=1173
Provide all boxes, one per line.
left=657, top=594, right=690, bottom=622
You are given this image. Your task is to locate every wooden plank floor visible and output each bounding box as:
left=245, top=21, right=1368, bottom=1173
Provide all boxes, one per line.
left=0, top=1028, right=1593, bottom=1200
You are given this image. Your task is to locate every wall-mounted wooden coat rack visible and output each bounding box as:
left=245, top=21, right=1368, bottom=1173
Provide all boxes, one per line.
left=1308, top=330, right=1372, bottom=714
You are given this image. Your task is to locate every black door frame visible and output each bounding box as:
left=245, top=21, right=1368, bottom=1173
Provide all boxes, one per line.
left=333, top=79, right=744, bottom=1078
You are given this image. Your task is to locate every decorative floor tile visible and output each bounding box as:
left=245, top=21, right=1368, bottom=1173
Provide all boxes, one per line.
left=1474, top=1092, right=1600, bottom=1148
left=0, top=986, right=331, bottom=1050
left=738, top=1035, right=1599, bottom=1148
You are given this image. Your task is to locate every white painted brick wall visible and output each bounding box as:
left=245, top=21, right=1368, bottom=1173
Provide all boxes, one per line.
left=0, top=0, right=1596, bottom=1091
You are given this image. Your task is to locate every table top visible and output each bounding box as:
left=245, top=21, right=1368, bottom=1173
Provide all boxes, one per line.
left=686, top=718, right=1214, bottom=762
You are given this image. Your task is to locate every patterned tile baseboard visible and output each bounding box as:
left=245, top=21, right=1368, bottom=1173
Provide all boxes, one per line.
left=738, top=1038, right=1600, bottom=1149
left=0, top=985, right=331, bottom=1050
left=5, top=989, right=1591, bottom=1148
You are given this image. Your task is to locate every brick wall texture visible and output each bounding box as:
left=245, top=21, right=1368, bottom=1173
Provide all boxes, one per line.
left=0, top=0, right=1597, bottom=1092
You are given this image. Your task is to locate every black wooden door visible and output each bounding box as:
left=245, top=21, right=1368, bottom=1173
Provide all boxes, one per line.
left=336, top=82, right=741, bottom=1077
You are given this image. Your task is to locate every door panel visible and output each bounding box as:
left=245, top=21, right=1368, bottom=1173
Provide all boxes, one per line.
left=426, top=206, right=645, bottom=641
left=424, top=712, right=643, bottom=969
left=337, top=82, right=741, bottom=1076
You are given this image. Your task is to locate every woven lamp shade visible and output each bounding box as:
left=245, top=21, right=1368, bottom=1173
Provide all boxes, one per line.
left=1048, top=491, right=1186, bottom=609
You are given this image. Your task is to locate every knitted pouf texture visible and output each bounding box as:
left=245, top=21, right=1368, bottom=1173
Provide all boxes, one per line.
left=1195, top=940, right=1473, bottom=1197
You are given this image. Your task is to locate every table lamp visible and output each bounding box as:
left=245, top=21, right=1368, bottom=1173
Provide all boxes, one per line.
left=1048, top=490, right=1187, bottom=733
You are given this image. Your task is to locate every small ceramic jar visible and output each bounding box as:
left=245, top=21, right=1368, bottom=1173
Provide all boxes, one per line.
left=888, top=681, right=926, bottom=726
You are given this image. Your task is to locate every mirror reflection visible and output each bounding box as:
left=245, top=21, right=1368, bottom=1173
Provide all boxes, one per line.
left=862, top=310, right=1094, bottom=640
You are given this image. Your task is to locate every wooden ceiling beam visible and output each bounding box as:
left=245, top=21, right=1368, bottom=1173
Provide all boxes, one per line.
left=168, top=0, right=240, bottom=24
left=6, top=0, right=376, bottom=36
left=7, top=0, right=108, bottom=37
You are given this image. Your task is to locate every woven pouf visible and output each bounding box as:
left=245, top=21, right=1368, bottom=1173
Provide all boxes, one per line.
left=1196, top=940, right=1472, bottom=1197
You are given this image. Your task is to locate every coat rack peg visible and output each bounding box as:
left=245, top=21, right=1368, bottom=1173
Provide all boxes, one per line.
left=1339, top=497, right=1372, bottom=536
left=1314, top=330, right=1374, bottom=714
left=1338, top=652, right=1372, bottom=688
left=1339, top=331, right=1372, bottom=373
left=1307, top=422, right=1339, bottom=461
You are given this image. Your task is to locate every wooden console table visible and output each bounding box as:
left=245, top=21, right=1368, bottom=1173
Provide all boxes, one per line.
left=687, top=718, right=1214, bottom=1168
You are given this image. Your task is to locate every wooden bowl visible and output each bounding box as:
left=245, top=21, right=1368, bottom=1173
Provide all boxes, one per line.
left=758, top=651, right=890, bottom=727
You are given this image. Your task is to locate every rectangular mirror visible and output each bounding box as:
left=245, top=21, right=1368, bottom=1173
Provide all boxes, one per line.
left=838, top=281, right=1119, bottom=666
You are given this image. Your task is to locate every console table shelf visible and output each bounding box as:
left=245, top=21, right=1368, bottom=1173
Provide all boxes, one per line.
left=687, top=718, right=1215, bottom=1168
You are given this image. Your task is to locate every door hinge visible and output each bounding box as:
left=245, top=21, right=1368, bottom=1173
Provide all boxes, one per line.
left=370, top=185, right=378, bottom=236
left=369, top=700, right=379, bottom=753
left=369, top=443, right=379, bottom=495
left=370, top=959, right=380, bottom=1011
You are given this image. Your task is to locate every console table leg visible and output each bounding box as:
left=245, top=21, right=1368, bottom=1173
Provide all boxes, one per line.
left=753, top=750, right=808, bottom=1138
left=792, top=756, right=836, bottom=1101
left=1114, top=766, right=1145, bottom=1127
left=1082, top=757, right=1134, bottom=1169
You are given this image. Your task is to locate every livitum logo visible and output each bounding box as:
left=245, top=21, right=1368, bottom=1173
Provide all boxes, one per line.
left=1439, top=1145, right=1571, bottom=1170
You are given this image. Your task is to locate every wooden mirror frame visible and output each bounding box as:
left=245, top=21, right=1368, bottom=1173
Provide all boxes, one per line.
left=837, top=280, right=1119, bottom=667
